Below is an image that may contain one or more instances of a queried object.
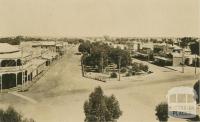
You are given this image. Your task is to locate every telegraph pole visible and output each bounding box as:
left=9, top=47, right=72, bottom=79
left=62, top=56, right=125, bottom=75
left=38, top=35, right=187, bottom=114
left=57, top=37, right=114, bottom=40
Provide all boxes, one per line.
left=182, top=48, right=185, bottom=73
left=198, top=39, right=200, bottom=104
left=118, top=56, right=121, bottom=81
left=81, top=55, right=85, bottom=77
left=198, top=39, right=200, bottom=79
left=0, top=74, right=2, bottom=93
left=195, top=54, right=197, bottom=75
left=21, top=43, right=24, bottom=91
left=101, top=52, right=104, bottom=73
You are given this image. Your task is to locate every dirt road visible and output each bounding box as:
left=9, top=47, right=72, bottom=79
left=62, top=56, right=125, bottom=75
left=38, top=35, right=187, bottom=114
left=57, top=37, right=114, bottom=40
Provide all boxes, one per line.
left=0, top=45, right=199, bottom=122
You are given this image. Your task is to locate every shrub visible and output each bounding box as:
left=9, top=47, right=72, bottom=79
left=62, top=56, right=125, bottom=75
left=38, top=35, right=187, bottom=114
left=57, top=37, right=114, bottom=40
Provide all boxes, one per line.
left=132, top=71, right=136, bottom=75
left=110, top=72, right=118, bottom=78
left=138, top=63, right=149, bottom=72
left=120, top=68, right=127, bottom=73
left=131, top=62, right=141, bottom=72
left=142, top=65, right=149, bottom=72
left=155, top=102, right=168, bottom=122
left=78, top=41, right=91, bottom=53
left=84, top=87, right=122, bottom=122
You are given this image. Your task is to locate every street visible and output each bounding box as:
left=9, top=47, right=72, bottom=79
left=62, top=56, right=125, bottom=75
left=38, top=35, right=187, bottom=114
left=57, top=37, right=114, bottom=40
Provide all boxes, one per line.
left=0, top=45, right=199, bottom=122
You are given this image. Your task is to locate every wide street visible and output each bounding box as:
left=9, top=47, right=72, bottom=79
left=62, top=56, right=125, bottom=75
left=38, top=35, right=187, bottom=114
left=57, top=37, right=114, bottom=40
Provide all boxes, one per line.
left=0, top=45, right=199, bottom=122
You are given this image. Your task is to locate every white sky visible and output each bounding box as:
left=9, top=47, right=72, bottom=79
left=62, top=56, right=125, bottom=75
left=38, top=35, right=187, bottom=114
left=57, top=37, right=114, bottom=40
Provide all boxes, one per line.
left=0, top=0, right=199, bottom=37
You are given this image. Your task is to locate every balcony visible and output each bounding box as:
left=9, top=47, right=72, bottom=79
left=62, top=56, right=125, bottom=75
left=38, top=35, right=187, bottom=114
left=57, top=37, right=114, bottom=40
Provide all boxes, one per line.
left=0, top=66, right=22, bottom=73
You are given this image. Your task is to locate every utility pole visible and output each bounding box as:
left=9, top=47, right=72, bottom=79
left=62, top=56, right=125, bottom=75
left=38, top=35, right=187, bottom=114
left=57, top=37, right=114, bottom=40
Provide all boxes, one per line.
left=81, top=55, right=85, bottom=77
left=182, top=48, right=185, bottom=73
left=118, top=56, right=121, bottom=81
left=0, top=74, right=2, bottom=93
left=147, top=50, right=150, bottom=62
left=195, top=54, right=197, bottom=75
left=199, top=39, right=200, bottom=78
left=21, top=43, right=24, bottom=91
left=101, top=52, right=104, bottom=73
left=198, top=39, right=200, bottom=104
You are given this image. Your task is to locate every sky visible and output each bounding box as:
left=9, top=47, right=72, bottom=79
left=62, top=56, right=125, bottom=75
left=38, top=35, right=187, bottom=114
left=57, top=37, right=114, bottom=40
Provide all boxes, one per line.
left=0, top=0, right=199, bottom=37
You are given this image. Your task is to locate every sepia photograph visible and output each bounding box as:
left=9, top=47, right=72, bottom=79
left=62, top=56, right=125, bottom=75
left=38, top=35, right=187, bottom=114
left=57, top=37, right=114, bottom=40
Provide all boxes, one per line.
left=0, top=0, right=199, bottom=122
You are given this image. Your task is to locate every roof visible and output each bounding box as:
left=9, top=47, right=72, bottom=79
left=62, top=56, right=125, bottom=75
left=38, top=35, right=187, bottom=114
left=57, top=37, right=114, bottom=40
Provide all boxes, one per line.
left=0, top=43, right=20, bottom=54
left=172, top=45, right=182, bottom=50
left=31, top=59, right=46, bottom=69
left=42, top=41, right=56, bottom=46
left=136, top=52, right=149, bottom=56
left=56, top=43, right=63, bottom=47
left=154, top=56, right=172, bottom=61
left=32, top=41, right=56, bottom=47
left=141, top=43, right=153, bottom=49
left=154, top=42, right=167, bottom=46
left=167, top=87, right=196, bottom=96
left=184, top=48, right=191, bottom=52
left=42, top=52, right=58, bottom=59
left=185, top=54, right=200, bottom=58
left=0, top=51, right=31, bottom=59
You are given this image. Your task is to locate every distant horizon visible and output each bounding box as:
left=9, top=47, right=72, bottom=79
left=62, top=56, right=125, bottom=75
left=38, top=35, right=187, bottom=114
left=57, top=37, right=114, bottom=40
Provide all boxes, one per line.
left=0, top=35, right=199, bottom=39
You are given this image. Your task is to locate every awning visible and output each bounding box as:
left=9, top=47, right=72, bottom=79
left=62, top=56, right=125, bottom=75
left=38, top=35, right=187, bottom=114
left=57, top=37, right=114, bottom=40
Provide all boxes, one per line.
left=154, top=56, right=172, bottom=61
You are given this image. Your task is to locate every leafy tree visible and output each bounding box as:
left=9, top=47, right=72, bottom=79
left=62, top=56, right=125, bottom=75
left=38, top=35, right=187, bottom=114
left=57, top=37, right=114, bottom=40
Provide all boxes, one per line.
left=155, top=102, right=168, bottom=122
left=105, top=95, right=122, bottom=120
left=109, top=48, right=131, bottom=67
left=84, top=87, right=122, bottom=122
left=3, top=106, right=22, bottom=122
left=0, top=106, right=35, bottom=122
left=190, top=41, right=199, bottom=55
left=81, top=42, right=131, bottom=72
left=193, top=80, right=200, bottom=103
left=78, top=41, right=91, bottom=53
left=180, top=37, right=195, bottom=48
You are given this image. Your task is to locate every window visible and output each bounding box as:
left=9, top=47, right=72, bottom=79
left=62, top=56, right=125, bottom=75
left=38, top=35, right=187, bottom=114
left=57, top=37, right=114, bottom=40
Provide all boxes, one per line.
left=1, top=60, right=16, bottom=67
left=169, top=94, right=176, bottom=103
left=177, top=94, right=187, bottom=103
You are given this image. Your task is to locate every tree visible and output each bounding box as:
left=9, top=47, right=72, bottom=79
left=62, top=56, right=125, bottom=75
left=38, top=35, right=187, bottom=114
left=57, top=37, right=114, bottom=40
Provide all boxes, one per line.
left=0, top=106, right=35, bottom=122
left=84, top=87, right=122, bottom=122
left=105, top=95, right=122, bottom=120
left=190, top=41, right=199, bottom=55
left=155, top=102, right=168, bottom=122
left=193, top=80, right=200, bottom=103
left=109, top=48, right=131, bottom=67
left=81, top=42, right=131, bottom=72
left=180, top=37, right=195, bottom=48
left=78, top=41, right=91, bottom=53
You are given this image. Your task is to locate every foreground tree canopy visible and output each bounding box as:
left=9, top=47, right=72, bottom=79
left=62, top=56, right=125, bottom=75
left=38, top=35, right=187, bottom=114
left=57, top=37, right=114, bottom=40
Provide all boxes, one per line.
left=0, top=106, right=35, bottom=122
left=155, top=102, right=168, bottom=122
left=193, top=80, right=200, bottom=103
left=79, top=41, right=131, bottom=71
left=84, top=86, right=122, bottom=122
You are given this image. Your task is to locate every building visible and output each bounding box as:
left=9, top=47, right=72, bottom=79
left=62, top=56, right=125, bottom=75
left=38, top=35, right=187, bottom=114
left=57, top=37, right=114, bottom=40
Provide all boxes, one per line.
left=154, top=56, right=172, bottom=66
left=0, top=43, right=32, bottom=90
left=171, top=53, right=183, bottom=66
left=32, top=41, right=66, bottom=56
